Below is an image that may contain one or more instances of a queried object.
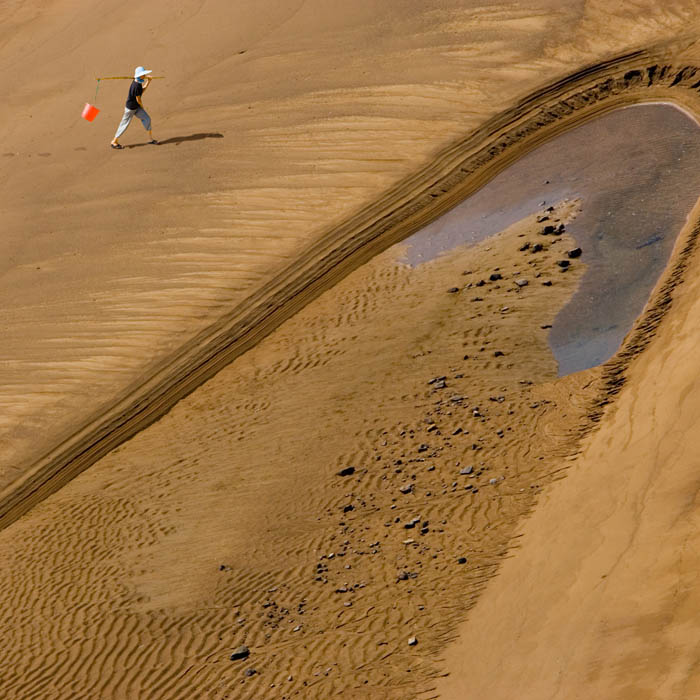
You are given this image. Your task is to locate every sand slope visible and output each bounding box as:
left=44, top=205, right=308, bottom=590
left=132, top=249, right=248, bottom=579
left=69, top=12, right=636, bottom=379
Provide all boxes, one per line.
left=433, top=208, right=700, bottom=699
left=0, top=211, right=602, bottom=698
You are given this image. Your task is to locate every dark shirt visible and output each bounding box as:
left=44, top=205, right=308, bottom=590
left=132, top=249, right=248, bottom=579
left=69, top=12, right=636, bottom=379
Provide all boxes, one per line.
left=125, top=80, right=143, bottom=110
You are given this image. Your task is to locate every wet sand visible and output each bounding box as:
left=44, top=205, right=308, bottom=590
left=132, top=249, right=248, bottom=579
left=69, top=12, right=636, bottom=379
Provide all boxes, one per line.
left=403, top=103, right=700, bottom=375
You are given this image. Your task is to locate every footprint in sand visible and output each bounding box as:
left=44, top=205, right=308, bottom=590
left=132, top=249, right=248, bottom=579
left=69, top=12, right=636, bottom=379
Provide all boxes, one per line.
left=2, top=152, right=15, bottom=157
left=38, top=153, right=51, bottom=157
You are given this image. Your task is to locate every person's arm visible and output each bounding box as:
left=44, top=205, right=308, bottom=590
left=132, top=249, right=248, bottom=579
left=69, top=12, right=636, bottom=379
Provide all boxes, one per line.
left=136, top=78, right=150, bottom=107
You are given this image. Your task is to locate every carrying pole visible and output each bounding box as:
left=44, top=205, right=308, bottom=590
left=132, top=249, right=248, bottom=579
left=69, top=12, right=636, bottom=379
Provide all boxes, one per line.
left=95, top=76, right=166, bottom=80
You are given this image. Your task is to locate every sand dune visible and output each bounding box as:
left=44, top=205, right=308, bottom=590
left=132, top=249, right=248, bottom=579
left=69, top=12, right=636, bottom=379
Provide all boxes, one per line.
left=433, top=203, right=700, bottom=700
left=3, top=0, right=700, bottom=517
left=3, top=1, right=700, bottom=698
left=0, top=209, right=605, bottom=697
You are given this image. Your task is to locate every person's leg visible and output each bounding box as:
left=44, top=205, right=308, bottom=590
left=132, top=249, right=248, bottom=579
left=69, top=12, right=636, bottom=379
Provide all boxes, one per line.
left=135, top=107, right=156, bottom=143
left=111, top=108, right=135, bottom=146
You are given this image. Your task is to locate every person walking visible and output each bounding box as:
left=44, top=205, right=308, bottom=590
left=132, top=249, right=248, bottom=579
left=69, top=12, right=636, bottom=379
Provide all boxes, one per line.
left=110, top=66, right=158, bottom=149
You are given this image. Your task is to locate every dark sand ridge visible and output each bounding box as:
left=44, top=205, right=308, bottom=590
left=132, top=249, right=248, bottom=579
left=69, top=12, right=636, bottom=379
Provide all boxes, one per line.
left=403, top=102, right=700, bottom=375
left=8, top=44, right=700, bottom=530
left=4, top=0, right=700, bottom=516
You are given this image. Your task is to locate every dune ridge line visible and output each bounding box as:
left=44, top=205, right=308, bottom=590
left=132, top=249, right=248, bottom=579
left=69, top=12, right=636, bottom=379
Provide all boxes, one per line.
left=4, top=43, right=700, bottom=530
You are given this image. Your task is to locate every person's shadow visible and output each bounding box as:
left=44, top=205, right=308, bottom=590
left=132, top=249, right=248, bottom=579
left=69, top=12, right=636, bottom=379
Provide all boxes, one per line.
left=126, top=133, right=223, bottom=148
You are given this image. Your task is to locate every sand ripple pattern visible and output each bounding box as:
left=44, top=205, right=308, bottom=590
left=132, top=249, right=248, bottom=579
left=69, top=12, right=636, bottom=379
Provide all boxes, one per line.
left=0, top=215, right=609, bottom=698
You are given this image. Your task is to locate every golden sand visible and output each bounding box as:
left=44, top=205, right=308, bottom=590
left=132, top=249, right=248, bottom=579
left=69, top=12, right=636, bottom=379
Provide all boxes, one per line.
left=4, top=1, right=700, bottom=698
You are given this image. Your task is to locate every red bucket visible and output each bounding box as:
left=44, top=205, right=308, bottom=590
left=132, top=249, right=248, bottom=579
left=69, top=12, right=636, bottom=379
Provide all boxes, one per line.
left=81, top=102, right=100, bottom=122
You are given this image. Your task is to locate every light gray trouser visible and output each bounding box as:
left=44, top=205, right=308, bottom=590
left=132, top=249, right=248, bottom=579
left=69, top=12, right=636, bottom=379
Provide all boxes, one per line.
left=114, top=107, right=151, bottom=139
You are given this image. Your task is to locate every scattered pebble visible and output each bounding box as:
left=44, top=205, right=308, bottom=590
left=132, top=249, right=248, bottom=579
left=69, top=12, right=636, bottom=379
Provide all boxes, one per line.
left=408, top=636, right=418, bottom=646
left=230, top=646, right=250, bottom=661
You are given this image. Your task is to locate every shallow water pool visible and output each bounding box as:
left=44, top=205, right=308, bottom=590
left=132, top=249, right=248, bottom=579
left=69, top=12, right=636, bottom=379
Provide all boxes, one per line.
left=399, top=103, right=700, bottom=375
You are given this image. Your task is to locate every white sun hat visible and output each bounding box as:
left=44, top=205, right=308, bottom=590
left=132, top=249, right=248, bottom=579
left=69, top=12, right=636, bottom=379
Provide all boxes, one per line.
left=134, top=66, right=152, bottom=78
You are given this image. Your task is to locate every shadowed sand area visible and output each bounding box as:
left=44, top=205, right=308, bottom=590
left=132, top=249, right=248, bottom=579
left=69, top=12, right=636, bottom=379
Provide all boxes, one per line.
left=4, top=1, right=700, bottom=698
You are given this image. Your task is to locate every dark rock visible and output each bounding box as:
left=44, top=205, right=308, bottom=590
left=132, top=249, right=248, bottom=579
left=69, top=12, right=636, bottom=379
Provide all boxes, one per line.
left=457, top=557, right=468, bottom=565
left=541, top=225, right=556, bottom=235
left=452, top=427, right=462, bottom=435
left=489, top=273, right=502, bottom=281
left=541, top=324, right=552, bottom=329
left=244, top=668, right=257, bottom=677
left=408, top=636, right=418, bottom=646
left=398, top=570, right=419, bottom=581
left=515, top=278, right=528, bottom=287
left=475, top=279, right=486, bottom=287
left=428, top=376, right=446, bottom=385
left=418, top=444, right=429, bottom=453
left=532, top=243, right=544, bottom=252
left=447, top=287, right=460, bottom=293
left=219, top=564, right=226, bottom=571
left=343, top=504, right=354, bottom=513
left=337, top=466, right=356, bottom=477
left=557, top=260, right=570, bottom=268
left=230, top=646, right=250, bottom=661
left=494, top=350, right=504, bottom=357
left=567, top=247, right=582, bottom=258
left=399, top=484, right=414, bottom=494
left=519, top=242, right=530, bottom=251
left=542, top=280, right=553, bottom=286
